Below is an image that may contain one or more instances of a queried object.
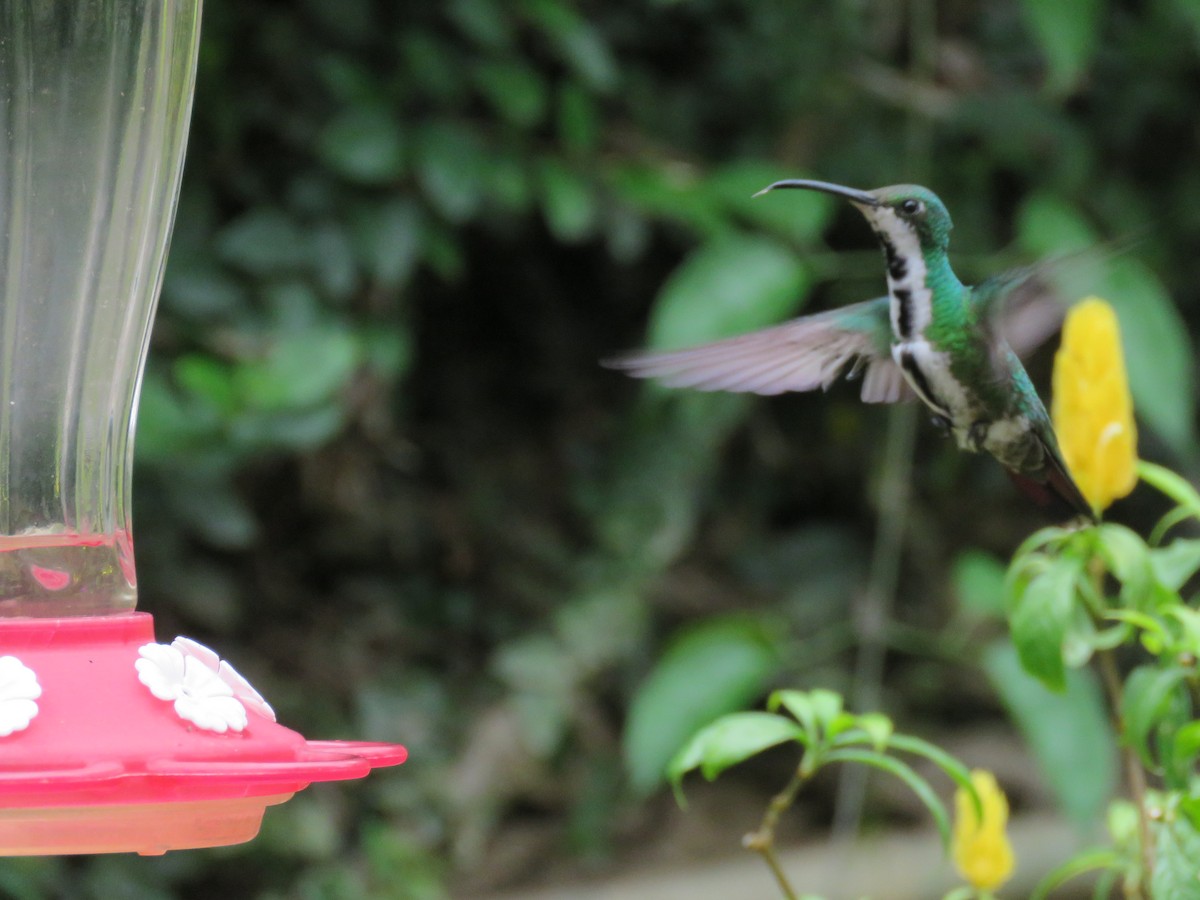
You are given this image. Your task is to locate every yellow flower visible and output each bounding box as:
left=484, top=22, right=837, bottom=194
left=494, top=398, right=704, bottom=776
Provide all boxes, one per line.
left=1051, top=297, right=1138, bottom=515
left=953, top=769, right=1015, bottom=891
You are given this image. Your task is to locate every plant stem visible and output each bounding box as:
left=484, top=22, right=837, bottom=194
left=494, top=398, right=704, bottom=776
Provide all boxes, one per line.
left=833, top=0, right=932, bottom=839
left=1086, top=551, right=1153, bottom=895
left=834, top=401, right=916, bottom=838
left=1097, top=646, right=1154, bottom=897
left=743, top=760, right=812, bottom=900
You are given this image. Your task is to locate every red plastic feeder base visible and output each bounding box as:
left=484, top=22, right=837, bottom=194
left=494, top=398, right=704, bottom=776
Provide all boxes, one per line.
left=0, top=612, right=406, bottom=855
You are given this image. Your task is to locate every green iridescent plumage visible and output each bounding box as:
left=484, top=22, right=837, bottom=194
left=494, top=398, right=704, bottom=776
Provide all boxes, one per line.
left=608, top=178, right=1092, bottom=519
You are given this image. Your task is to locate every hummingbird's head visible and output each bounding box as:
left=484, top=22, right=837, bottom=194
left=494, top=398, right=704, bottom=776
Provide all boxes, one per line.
left=754, top=180, right=954, bottom=252
left=860, top=184, right=953, bottom=253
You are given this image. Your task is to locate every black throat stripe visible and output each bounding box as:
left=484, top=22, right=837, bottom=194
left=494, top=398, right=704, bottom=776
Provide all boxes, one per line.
left=876, top=229, right=915, bottom=339
left=877, top=232, right=908, bottom=281
left=893, top=287, right=913, bottom=339
left=899, top=350, right=949, bottom=417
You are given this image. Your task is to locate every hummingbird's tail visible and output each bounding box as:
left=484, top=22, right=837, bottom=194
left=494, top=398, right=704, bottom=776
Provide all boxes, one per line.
left=1006, top=455, right=1096, bottom=523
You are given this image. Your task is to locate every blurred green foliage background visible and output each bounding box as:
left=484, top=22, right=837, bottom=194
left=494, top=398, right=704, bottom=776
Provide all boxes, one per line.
left=7, top=0, right=1200, bottom=896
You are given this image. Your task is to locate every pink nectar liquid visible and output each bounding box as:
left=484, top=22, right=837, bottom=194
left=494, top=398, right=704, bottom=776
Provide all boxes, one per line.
left=0, top=531, right=136, bottom=616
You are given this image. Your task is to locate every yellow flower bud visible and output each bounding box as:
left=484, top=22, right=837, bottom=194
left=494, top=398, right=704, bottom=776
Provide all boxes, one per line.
left=953, top=769, right=1015, bottom=891
left=1051, top=298, right=1138, bottom=515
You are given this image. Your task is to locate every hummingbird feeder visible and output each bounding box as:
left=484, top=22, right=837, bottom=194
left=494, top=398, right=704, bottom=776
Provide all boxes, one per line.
left=0, top=1, right=406, bottom=855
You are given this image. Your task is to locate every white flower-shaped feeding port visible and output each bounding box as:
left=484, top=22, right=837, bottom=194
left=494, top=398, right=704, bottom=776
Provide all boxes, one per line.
left=0, top=655, right=42, bottom=737
left=136, top=636, right=276, bottom=734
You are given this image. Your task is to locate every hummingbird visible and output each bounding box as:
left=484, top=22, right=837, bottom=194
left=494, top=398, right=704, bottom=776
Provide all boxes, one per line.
left=607, top=179, right=1093, bottom=520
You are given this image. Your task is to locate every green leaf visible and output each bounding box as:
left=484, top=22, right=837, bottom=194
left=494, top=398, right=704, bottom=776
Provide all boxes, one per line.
left=611, top=164, right=726, bottom=237
left=447, top=0, right=513, bottom=48
left=400, top=32, right=466, bottom=104
left=1019, top=0, right=1103, bottom=95
left=853, top=713, right=894, bottom=752
left=1105, top=608, right=1167, bottom=655
left=667, top=711, right=804, bottom=790
left=165, top=471, right=260, bottom=548
left=415, top=120, right=488, bottom=223
left=522, top=0, right=617, bottom=91
left=1010, top=524, right=1074, bottom=570
left=646, top=235, right=810, bottom=351
left=1030, top=848, right=1125, bottom=900
left=425, top=220, right=465, bottom=279
left=1094, top=523, right=1155, bottom=612
left=162, top=260, right=247, bottom=318
left=556, top=82, right=599, bottom=155
left=215, top=208, right=308, bottom=275
left=474, top=59, right=547, bottom=127
left=538, top=159, right=596, bottom=243
left=1152, top=506, right=1197, bottom=547
left=229, top=406, right=348, bottom=452
left=309, top=221, right=359, bottom=301
left=314, top=55, right=376, bottom=105
left=1121, top=665, right=1190, bottom=772
left=824, top=748, right=952, bottom=848
left=1181, top=795, right=1200, bottom=833
left=1140, top=461, right=1200, bottom=521
left=350, top=197, right=423, bottom=288
left=808, top=689, right=845, bottom=731
left=984, top=641, right=1118, bottom=826
left=706, top=161, right=834, bottom=243
left=1171, top=721, right=1200, bottom=776
left=1108, top=798, right=1141, bottom=847
left=953, top=550, right=1008, bottom=619
left=234, top=327, right=361, bottom=412
left=769, top=689, right=818, bottom=738
left=362, top=326, right=414, bottom=381
left=1015, top=193, right=1097, bottom=257
left=1102, top=260, right=1196, bottom=458
left=316, top=105, right=405, bottom=185
left=885, top=734, right=978, bottom=808
left=1153, top=811, right=1200, bottom=899
left=559, top=25, right=617, bottom=92
left=483, top=144, right=533, bottom=214
left=1165, top=607, right=1200, bottom=661
left=301, top=0, right=372, bottom=44
left=1016, top=198, right=1195, bottom=455
left=604, top=204, right=651, bottom=262
left=1008, top=555, right=1083, bottom=691
left=1062, top=602, right=1101, bottom=668
left=824, top=711, right=858, bottom=741
left=262, top=280, right=321, bottom=329
left=173, top=355, right=237, bottom=415
left=1151, top=540, right=1200, bottom=591
left=625, top=617, right=782, bottom=792
left=493, top=635, right=574, bottom=756
left=135, top=370, right=221, bottom=462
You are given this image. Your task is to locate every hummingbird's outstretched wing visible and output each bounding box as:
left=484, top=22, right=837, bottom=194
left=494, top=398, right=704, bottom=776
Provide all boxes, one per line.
left=970, top=264, right=1068, bottom=358
left=971, top=238, right=1134, bottom=357
left=604, top=296, right=912, bottom=403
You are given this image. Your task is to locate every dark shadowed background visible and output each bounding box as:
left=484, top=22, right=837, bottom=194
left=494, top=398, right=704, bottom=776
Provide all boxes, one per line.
left=4, top=1, right=1199, bottom=897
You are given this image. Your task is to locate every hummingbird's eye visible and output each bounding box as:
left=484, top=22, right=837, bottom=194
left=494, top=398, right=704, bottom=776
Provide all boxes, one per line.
left=899, top=198, right=924, bottom=217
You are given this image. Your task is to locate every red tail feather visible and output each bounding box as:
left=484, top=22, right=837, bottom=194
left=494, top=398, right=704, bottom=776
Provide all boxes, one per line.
left=1006, top=467, right=1095, bottom=522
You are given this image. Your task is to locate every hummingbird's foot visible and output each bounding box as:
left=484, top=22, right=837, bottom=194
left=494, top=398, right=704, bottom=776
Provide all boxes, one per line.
left=930, top=414, right=952, bottom=437
left=968, top=419, right=991, bottom=451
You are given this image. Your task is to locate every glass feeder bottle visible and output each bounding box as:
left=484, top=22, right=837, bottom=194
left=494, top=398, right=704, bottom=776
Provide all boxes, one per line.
left=0, top=1, right=405, bottom=857
left=0, top=1, right=198, bottom=617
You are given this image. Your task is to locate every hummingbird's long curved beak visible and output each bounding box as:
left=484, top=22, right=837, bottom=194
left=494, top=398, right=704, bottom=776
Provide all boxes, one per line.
left=753, top=179, right=879, bottom=207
